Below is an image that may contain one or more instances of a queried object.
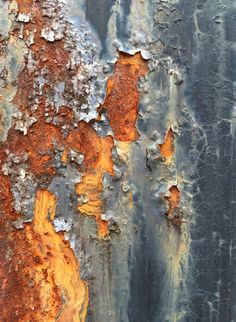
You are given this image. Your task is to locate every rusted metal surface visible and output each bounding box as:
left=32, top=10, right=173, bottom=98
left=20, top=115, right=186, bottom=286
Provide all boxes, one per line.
left=0, top=0, right=235, bottom=321
left=101, top=52, right=148, bottom=142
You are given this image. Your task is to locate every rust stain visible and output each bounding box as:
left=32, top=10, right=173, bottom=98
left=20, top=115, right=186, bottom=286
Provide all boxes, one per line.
left=0, top=1, right=105, bottom=319
left=0, top=1, right=150, bottom=319
left=10, top=0, right=115, bottom=238
left=0, top=121, right=108, bottom=317
left=159, top=128, right=181, bottom=227
left=77, top=171, right=108, bottom=237
left=165, top=185, right=182, bottom=228
left=61, top=149, right=68, bottom=163
left=75, top=131, right=114, bottom=237
left=166, top=185, right=180, bottom=210
left=116, top=141, right=131, bottom=163
left=0, top=190, right=88, bottom=321
left=93, top=52, right=149, bottom=232
left=30, top=189, right=88, bottom=322
left=5, top=117, right=115, bottom=237
left=16, top=0, right=34, bottom=15
left=7, top=121, right=61, bottom=177
left=101, top=52, right=148, bottom=142
left=75, top=54, right=149, bottom=236
left=159, top=127, right=174, bottom=161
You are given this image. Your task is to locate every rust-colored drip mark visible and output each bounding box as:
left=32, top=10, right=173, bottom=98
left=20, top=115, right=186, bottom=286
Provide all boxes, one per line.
left=166, top=186, right=180, bottom=210
left=75, top=134, right=114, bottom=237
left=159, top=128, right=174, bottom=160
left=61, top=149, right=68, bottom=163
left=31, top=190, right=88, bottom=322
left=76, top=172, right=107, bottom=237
left=0, top=190, right=88, bottom=322
left=165, top=185, right=182, bottom=228
left=102, top=52, right=148, bottom=142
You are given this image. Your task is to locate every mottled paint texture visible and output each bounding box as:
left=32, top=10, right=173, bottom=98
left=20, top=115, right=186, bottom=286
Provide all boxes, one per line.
left=0, top=0, right=235, bottom=321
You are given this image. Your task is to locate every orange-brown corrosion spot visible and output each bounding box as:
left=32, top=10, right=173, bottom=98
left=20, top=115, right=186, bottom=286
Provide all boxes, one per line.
left=61, top=149, right=68, bottom=163
left=102, top=52, right=148, bottom=142
left=165, top=186, right=181, bottom=228
left=5, top=118, right=115, bottom=238
left=77, top=172, right=108, bottom=237
left=166, top=186, right=180, bottom=210
left=11, top=0, right=118, bottom=238
left=0, top=1, right=93, bottom=319
left=75, top=132, right=114, bottom=237
left=159, top=128, right=174, bottom=160
left=31, top=190, right=88, bottom=322
left=66, top=122, right=114, bottom=173
left=6, top=121, right=63, bottom=177
left=0, top=190, right=88, bottom=322
left=16, top=0, right=34, bottom=15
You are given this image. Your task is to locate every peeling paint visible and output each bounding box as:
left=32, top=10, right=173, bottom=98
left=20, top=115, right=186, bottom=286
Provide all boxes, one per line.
left=165, top=185, right=182, bottom=228
left=159, top=127, right=175, bottom=161
left=0, top=0, right=189, bottom=320
left=102, top=51, right=148, bottom=142
left=1, top=0, right=233, bottom=321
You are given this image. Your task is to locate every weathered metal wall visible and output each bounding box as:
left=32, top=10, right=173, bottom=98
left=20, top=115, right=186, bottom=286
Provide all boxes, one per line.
left=0, top=0, right=235, bottom=321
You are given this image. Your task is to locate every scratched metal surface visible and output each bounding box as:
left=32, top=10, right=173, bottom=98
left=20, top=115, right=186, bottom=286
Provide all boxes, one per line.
left=0, top=0, right=235, bottom=322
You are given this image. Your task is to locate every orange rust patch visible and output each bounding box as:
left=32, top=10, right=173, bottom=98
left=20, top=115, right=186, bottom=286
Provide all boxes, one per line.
left=159, top=128, right=174, bottom=160
left=67, top=123, right=114, bottom=238
left=75, top=132, right=114, bottom=237
left=0, top=1, right=147, bottom=319
left=165, top=186, right=180, bottom=210
left=66, top=122, right=114, bottom=173
left=77, top=171, right=108, bottom=237
left=31, top=190, right=88, bottom=322
left=12, top=0, right=117, bottom=237
left=165, top=186, right=181, bottom=228
left=0, top=1, right=94, bottom=320
left=16, top=0, right=34, bottom=15
left=0, top=190, right=88, bottom=321
left=4, top=117, right=115, bottom=237
left=102, top=52, right=148, bottom=142
left=61, top=149, right=68, bottom=163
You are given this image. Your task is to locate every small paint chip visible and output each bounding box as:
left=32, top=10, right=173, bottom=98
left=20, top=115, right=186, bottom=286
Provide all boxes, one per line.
left=17, top=13, right=31, bottom=22
left=165, top=185, right=182, bottom=228
left=159, top=128, right=174, bottom=161
left=41, top=28, right=56, bottom=42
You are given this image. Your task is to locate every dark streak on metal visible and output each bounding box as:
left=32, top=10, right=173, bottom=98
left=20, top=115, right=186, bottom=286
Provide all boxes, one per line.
left=115, top=0, right=132, bottom=42
left=85, top=0, right=116, bottom=57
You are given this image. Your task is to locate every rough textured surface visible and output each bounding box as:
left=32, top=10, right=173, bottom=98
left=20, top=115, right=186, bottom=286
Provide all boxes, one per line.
left=0, top=0, right=235, bottom=321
